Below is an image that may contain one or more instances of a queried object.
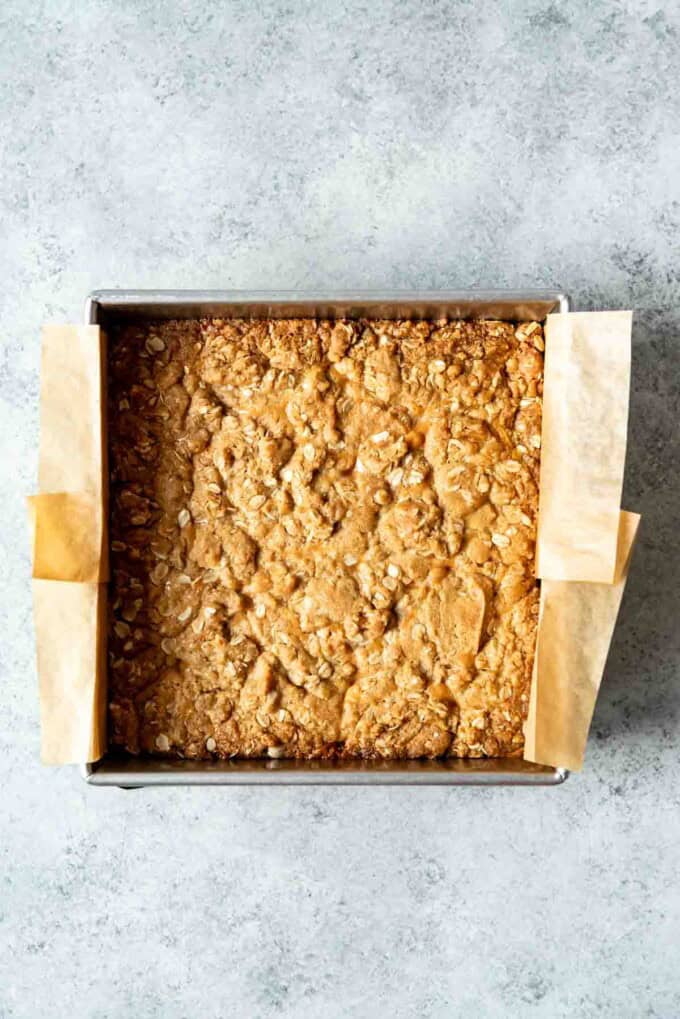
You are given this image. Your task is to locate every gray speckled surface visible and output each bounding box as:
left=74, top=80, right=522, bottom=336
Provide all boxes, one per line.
left=1, top=1, right=679, bottom=1016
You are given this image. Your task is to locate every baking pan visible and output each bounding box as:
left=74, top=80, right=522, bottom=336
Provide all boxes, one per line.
left=82, top=289, right=570, bottom=787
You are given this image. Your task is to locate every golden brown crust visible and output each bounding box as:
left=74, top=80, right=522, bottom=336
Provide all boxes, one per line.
left=107, top=316, right=544, bottom=760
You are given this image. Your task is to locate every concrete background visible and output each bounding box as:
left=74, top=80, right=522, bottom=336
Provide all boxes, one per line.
left=2, top=1, right=679, bottom=1016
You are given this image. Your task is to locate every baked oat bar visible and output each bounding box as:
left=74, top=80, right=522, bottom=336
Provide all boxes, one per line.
left=107, top=316, right=544, bottom=759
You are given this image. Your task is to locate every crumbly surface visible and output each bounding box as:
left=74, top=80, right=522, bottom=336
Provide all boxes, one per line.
left=107, top=316, right=544, bottom=760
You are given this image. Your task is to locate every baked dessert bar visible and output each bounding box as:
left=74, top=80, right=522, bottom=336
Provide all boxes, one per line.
left=107, top=316, right=544, bottom=759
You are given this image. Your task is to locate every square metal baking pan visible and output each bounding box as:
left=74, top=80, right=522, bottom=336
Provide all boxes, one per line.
left=82, top=289, right=570, bottom=788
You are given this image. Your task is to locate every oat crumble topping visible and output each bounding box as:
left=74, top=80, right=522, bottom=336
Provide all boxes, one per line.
left=107, top=316, right=544, bottom=759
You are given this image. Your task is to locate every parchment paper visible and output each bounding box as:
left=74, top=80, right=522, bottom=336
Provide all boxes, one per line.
left=525, top=511, right=640, bottom=770
left=33, top=580, right=107, bottom=764
left=536, top=311, right=632, bottom=583
left=30, top=325, right=107, bottom=764
left=526, top=310, right=637, bottom=770
left=30, top=311, right=639, bottom=770
left=29, top=492, right=105, bottom=582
